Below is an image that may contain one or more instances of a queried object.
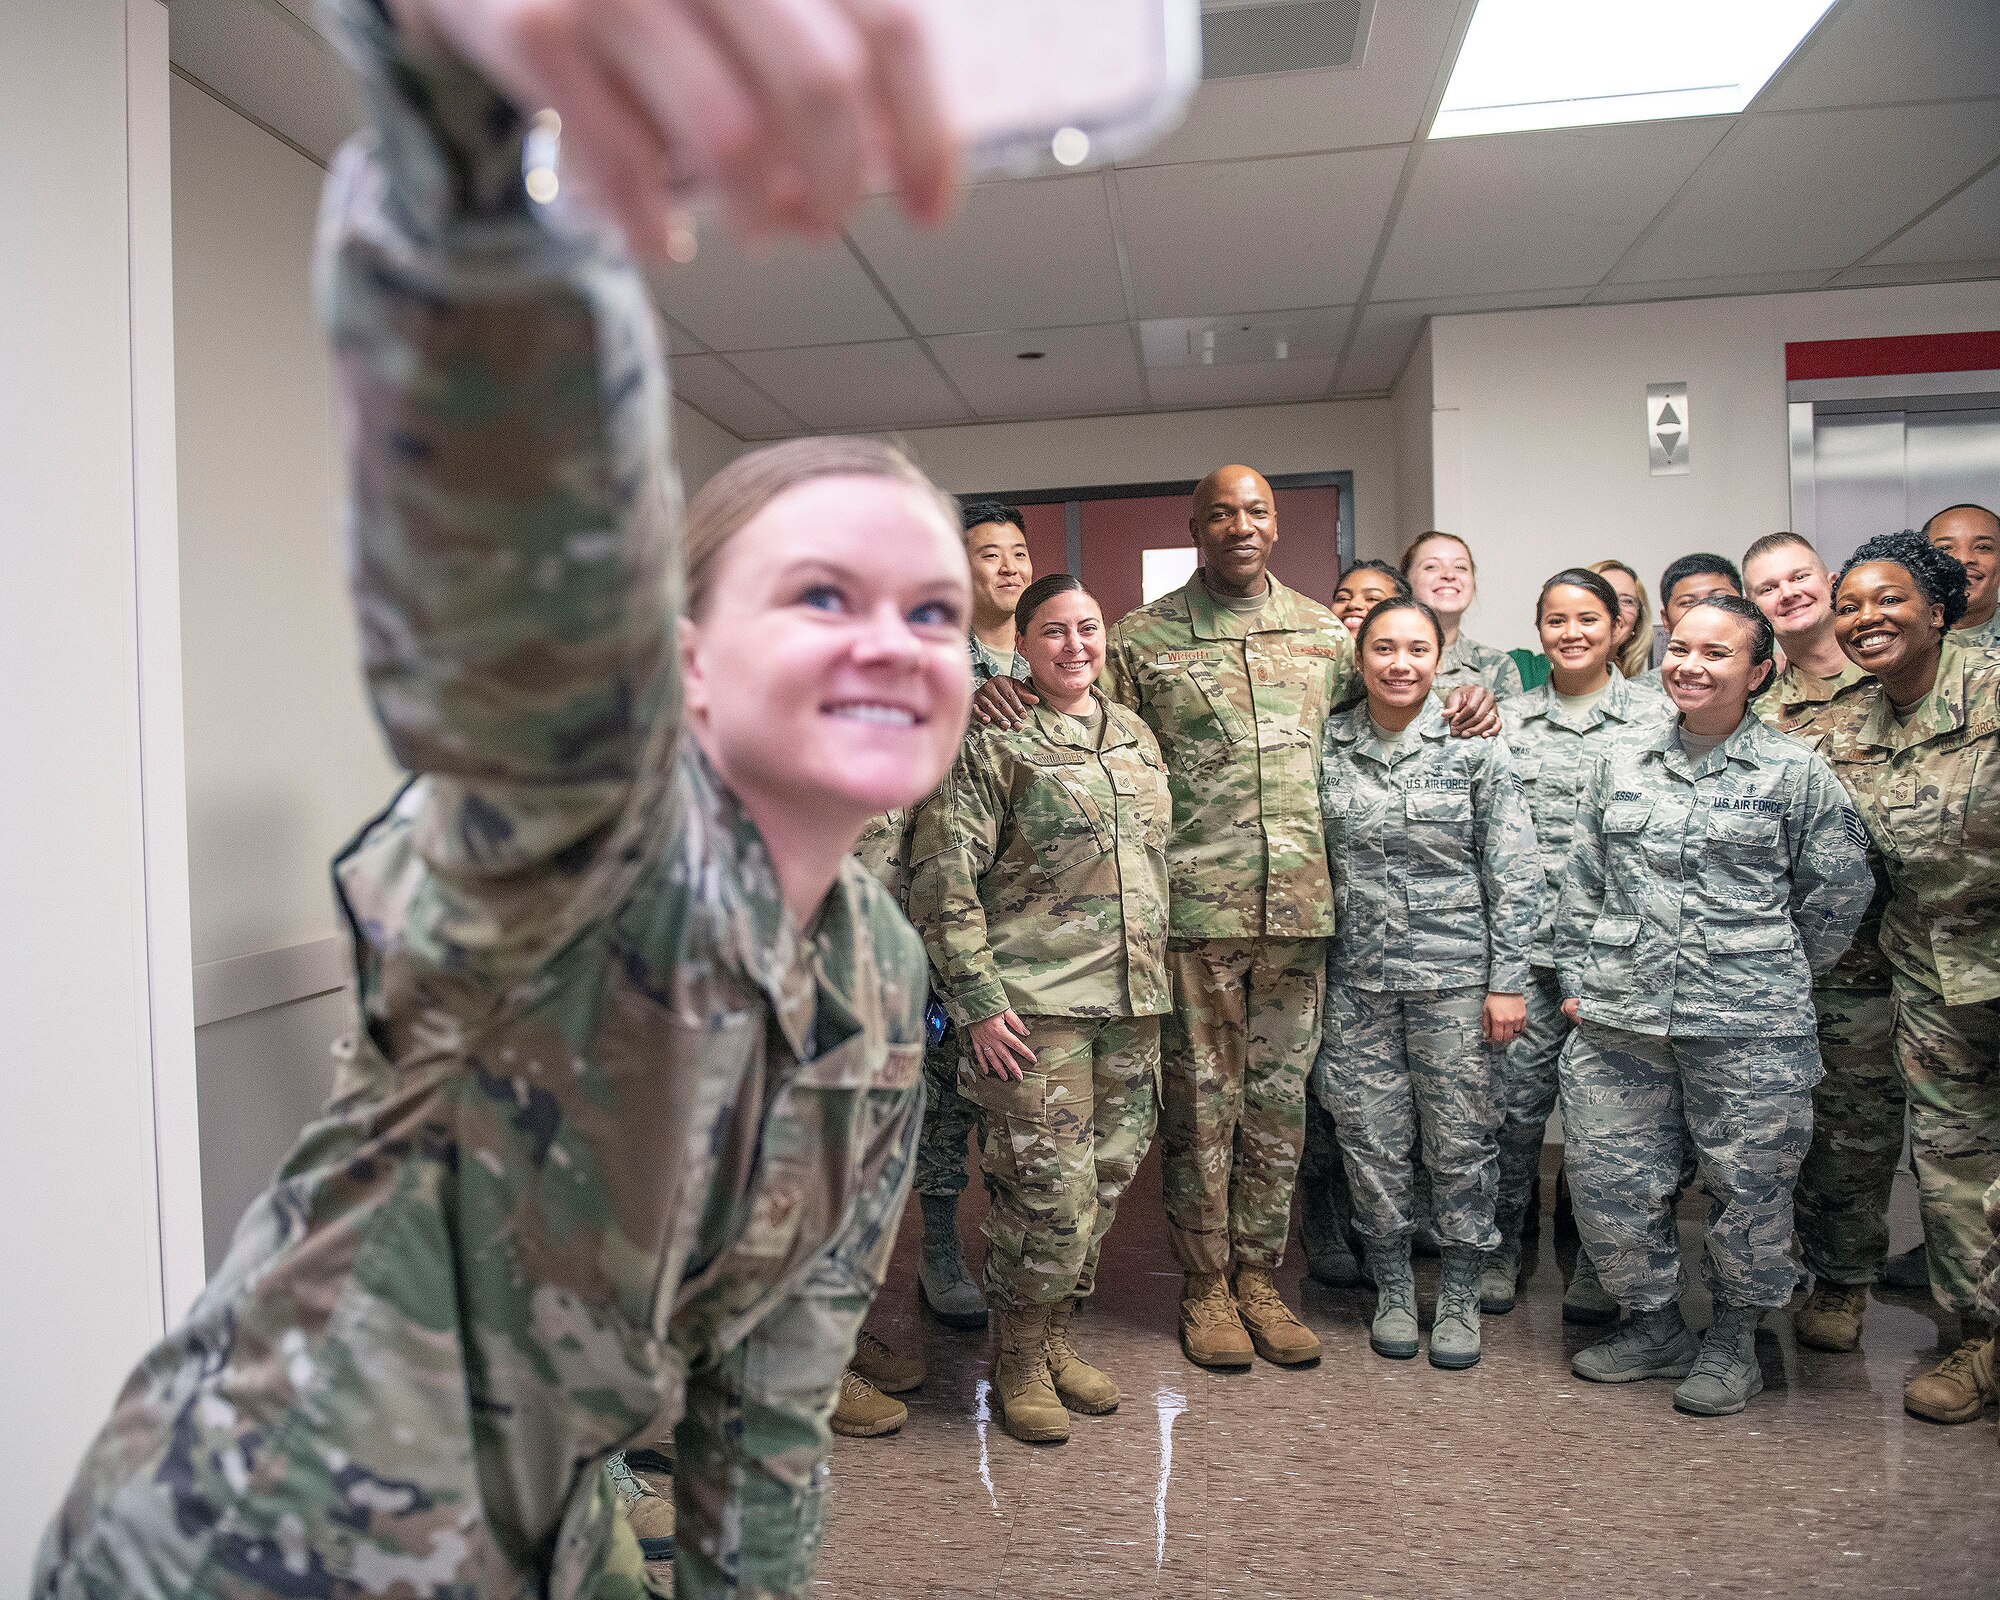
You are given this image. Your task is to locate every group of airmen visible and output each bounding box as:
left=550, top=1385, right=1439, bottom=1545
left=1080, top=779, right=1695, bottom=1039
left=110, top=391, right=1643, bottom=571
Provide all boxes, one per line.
left=832, top=486, right=2000, bottom=1453
left=26, top=8, right=2000, bottom=1597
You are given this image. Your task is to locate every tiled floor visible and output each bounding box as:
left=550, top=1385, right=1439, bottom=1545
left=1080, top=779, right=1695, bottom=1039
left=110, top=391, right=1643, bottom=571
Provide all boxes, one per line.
left=809, top=1150, right=1998, bottom=1599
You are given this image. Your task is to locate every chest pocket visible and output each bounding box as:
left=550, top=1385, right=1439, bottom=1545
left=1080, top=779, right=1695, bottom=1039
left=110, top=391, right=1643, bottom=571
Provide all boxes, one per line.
left=1019, top=762, right=1109, bottom=879
left=1604, top=799, right=1653, bottom=836
left=1706, top=809, right=1782, bottom=855
left=1405, top=787, right=1474, bottom=824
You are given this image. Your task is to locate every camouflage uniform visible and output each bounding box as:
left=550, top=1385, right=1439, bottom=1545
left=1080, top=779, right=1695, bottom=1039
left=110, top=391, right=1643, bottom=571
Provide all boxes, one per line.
left=1310, top=698, right=1540, bottom=1249
left=1953, top=613, right=1999, bottom=651
left=851, top=639, right=1031, bottom=1205
left=1436, top=633, right=1524, bottom=699
left=907, top=695, right=1171, bottom=1309
left=1818, top=646, right=2000, bottom=1316
left=35, top=15, right=926, bottom=1598
left=1493, top=672, right=1671, bottom=1245
left=1552, top=715, right=1872, bottom=1311
left=1102, top=573, right=1354, bottom=1272
left=1756, top=660, right=1905, bottom=1285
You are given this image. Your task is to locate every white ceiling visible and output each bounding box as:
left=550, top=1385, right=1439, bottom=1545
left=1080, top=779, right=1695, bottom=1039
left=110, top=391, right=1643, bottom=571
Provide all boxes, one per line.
left=172, top=0, right=2000, bottom=440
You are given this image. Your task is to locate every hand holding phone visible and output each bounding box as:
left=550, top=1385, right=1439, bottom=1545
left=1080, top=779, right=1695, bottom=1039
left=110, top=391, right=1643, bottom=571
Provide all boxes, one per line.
left=386, top=0, right=961, bottom=251
left=387, top=0, right=1199, bottom=257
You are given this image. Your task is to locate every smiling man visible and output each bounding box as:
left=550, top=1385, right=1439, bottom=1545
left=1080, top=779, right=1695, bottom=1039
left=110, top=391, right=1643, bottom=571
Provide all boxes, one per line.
left=1743, top=531, right=1901, bottom=1354
left=962, top=502, right=1037, bottom=686
left=1924, top=503, right=1999, bottom=650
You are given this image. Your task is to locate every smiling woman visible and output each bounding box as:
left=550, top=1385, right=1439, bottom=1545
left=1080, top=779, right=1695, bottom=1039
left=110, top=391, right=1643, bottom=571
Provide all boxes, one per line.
left=1817, top=529, right=2000, bottom=1428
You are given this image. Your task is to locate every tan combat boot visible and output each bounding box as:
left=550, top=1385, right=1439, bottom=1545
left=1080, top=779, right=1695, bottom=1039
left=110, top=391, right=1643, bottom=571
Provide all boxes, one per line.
left=994, top=1307, right=1069, bottom=1443
left=1046, top=1300, right=1119, bottom=1414
left=1904, top=1328, right=1997, bottom=1424
left=849, top=1329, right=925, bottom=1395
left=1794, top=1282, right=1869, bottom=1353
left=1233, top=1265, right=1322, bottom=1365
left=1179, top=1271, right=1254, bottom=1369
left=830, top=1368, right=907, bottom=1437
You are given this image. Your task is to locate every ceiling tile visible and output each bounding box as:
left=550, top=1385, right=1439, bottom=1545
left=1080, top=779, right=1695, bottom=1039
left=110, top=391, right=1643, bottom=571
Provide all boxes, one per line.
left=669, top=355, right=798, bottom=440
left=170, top=0, right=357, bottom=164
left=1334, top=289, right=1592, bottom=392
left=1113, top=146, right=1406, bottom=318
left=846, top=177, right=1127, bottom=336
left=1374, top=120, right=1732, bottom=301
left=727, top=342, right=973, bottom=432
left=660, top=315, right=707, bottom=355
left=646, top=241, right=906, bottom=353
left=927, top=325, right=1146, bottom=420
left=1140, top=307, right=1354, bottom=369
left=1610, top=101, right=2000, bottom=282
left=1757, top=0, right=2000, bottom=111
left=1149, top=359, right=1341, bottom=409
left=1870, top=162, right=2000, bottom=266
left=1129, top=0, right=1461, bottom=165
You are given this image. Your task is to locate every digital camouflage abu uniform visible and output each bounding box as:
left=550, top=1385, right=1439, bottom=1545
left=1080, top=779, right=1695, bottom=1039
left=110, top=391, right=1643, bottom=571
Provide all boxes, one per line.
left=1435, top=634, right=1524, bottom=700
left=1552, top=714, right=1872, bottom=1313
left=1494, top=671, right=1671, bottom=1249
left=34, top=12, right=926, bottom=1597
left=1817, top=645, right=2000, bottom=1317
left=1755, top=659, right=1904, bottom=1287
left=1101, top=574, right=1354, bottom=1273
left=1311, top=698, right=1540, bottom=1252
left=908, top=694, right=1170, bottom=1309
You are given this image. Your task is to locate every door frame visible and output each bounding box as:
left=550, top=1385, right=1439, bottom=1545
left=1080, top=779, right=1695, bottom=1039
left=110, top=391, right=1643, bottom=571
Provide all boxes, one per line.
left=968, top=470, right=1356, bottom=578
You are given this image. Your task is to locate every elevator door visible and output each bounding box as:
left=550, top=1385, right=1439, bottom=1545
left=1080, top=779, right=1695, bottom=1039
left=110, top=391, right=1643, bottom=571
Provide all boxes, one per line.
left=1807, top=406, right=2000, bottom=572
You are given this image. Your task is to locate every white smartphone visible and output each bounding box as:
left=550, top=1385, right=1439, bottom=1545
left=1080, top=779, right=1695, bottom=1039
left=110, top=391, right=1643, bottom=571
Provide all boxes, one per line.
left=921, top=0, right=1205, bottom=178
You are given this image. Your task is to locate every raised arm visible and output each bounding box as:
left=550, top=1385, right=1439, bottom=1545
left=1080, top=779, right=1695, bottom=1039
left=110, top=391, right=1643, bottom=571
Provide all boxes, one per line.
left=1789, top=754, right=1874, bottom=979
left=326, top=0, right=677, bottom=796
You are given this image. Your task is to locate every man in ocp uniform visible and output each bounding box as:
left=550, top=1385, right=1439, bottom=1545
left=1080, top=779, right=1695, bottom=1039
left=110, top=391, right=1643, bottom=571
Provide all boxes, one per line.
left=980, top=467, right=1496, bottom=1370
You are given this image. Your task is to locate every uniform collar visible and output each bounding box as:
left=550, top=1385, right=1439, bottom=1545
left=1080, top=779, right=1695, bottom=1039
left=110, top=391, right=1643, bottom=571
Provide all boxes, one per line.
left=682, top=742, right=866, bottom=1063
left=1762, top=657, right=1867, bottom=713
left=1651, top=711, right=1763, bottom=781
left=1184, top=570, right=1307, bottom=640
left=1332, top=694, right=1447, bottom=768
left=1027, top=690, right=1134, bottom=753
left=1850, top=644, right=1979, bottom=752
left=1522, top=668, right=1641, bottom=733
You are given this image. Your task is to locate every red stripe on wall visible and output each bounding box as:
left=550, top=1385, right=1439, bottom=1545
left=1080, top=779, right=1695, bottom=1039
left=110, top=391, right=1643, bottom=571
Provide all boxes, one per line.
left=1785, top=330, right=2000, bottom=381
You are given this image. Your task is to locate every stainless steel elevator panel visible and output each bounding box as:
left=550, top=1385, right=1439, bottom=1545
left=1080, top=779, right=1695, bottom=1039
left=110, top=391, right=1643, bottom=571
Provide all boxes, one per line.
left=1790, top=386, right=2000, bottom=574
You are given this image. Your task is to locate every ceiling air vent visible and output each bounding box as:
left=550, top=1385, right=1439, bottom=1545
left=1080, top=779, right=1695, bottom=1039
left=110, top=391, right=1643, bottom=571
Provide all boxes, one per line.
left=1200, top=0, right=1369, bottom=80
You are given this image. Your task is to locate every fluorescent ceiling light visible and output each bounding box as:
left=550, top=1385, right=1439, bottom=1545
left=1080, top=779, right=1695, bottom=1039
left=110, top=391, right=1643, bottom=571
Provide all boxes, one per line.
left=1431, top=0, right=1836, bottom=140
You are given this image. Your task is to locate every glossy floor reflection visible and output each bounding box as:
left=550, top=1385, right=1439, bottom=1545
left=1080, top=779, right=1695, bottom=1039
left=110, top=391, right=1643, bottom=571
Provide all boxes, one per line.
left=814, top=1149, right=1998, bottom=1599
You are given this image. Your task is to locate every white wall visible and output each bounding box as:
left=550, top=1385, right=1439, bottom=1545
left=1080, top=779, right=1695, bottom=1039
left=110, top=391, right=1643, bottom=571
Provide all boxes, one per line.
left=1419, top=279, right=2000, bottom=654
left=0, top=0, right=199, bottom=1572
left=1388, top=323, right=1435, bottom=557
left=877, top=396, right=1398, bottom=557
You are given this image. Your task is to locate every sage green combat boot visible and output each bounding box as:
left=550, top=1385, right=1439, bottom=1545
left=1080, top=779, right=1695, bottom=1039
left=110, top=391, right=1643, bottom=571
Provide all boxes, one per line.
left=1365, top=1240, right=1419, bottom=1360
left=1430, top=1248, right=1483, bottom=1369
left=1572, top=1303, right=1700, bottom=1384
left=1674, top=1303, right=1765, bottom=1416
left=1045, top=1299, right=1119, bottom=1414
left=918, top=1193, right=988, bottom=1330
left=1478, top=1242, right=1521, bottom=1315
